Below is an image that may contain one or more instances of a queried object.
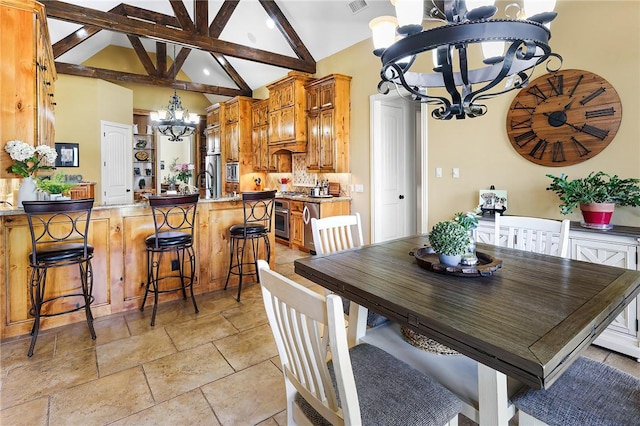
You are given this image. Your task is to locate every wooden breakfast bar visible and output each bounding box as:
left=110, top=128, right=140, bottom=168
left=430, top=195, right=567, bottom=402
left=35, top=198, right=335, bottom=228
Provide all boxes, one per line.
left=0, top=197, right=273, bottom=340
left=295, top=235, right=640, bottom=425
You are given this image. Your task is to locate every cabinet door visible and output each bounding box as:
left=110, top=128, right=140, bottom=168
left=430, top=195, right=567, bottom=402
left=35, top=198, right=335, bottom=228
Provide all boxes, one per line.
left=251, top=126, right=262, bottom=171
left=206, top=125, right=221, bottom=154
left=319, top=109, right=335, bottom=171
left=572, top=238, right=636, bottom=269
left=268, top=111, right=281, bottom=143
left=279, top=82, right=295, bottom=108
left=225, top=122, right=239, bottom=162
left=319, top=82, right=334, bottom=109
left=280, top=107, right=295, bottom=141
left=306, top=114, right=320, bottom=170
left=307, top=86, right=320, bottom=113
left=225, top=101, right=239, bottom=124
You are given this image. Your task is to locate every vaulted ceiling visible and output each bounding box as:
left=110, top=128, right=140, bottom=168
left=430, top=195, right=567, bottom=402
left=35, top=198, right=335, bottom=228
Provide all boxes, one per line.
left=45, top=0, right=395, bottom=103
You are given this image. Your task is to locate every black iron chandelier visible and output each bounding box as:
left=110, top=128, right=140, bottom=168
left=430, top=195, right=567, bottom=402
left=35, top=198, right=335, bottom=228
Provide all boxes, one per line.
left=369, top=0, right=562, bottom=120
left=150, top=90, right=198, bottom=141
left=150, top=44, right=198, bottom=141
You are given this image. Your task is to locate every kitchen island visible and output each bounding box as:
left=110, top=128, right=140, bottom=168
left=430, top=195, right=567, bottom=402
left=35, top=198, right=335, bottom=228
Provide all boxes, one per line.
left=0, top=197, right=275, bottom=340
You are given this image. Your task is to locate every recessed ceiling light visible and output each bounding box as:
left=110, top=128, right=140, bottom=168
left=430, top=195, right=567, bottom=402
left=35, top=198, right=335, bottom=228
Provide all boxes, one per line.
left=266, top=18, right=275, bottom=29
left=247, top=33, right=257, bottom=44
left=76, top=28, right=87, bottom=37
left=203, top=68, right=210, bottom=76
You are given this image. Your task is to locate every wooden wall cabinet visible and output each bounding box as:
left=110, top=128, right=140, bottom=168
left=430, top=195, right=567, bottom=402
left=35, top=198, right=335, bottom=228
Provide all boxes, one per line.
left=267, top=71, right=313, bottom=154
left=305, top=74, right=351, bottom=173
left=252, top=99, right=275, bottom=172
left=0, top=0, right=57, bottom=179
left=222, top=96, right=258, bottom=193
left=476, top=218, right=640, bottom=361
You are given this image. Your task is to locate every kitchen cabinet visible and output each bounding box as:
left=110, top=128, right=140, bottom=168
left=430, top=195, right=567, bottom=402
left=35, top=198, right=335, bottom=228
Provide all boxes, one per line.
left=476, top=217, right=640, bottom=360
left=132, top=113, right=156, bottom=201
left=267, top=71, right=313, bottom=154
left=290, top=201, right=304, bottom=249
left=69, top=182, right=96, bottom=200
left=305, top=74, right=351, bottom=173
left=0, top=0, right=57, bottom=179
left=251, top=99, right=274, bottom=172
left=221, top=96, right=259, bottom=193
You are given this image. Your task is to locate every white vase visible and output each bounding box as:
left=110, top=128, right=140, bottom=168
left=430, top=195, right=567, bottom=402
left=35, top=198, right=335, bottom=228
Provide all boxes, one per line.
left=280, top=184, right=288, bottom=193
left=438, top=253, right=461, bottom=267
left=17, top=177, right=38, bottom=207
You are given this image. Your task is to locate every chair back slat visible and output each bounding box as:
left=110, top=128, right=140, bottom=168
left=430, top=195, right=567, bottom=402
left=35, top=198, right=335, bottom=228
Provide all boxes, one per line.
left=258, top=260, right=360, bottom=425
left=312, top=213, right=364, bottom=256
left=148, top=194, right=199, bottom=247
left=494, top=213, right=570, bottom=258
left=23, top=199, right=95, bottom=263
left=241, top=190, right=276, bottom=235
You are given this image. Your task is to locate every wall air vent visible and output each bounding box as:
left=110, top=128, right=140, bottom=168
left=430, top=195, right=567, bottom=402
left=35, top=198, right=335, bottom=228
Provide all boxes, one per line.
left=348, top=0, right=368, bottom=14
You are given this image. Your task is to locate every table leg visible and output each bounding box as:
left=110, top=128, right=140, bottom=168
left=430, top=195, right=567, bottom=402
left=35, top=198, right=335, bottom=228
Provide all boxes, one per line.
left=478, top=363, right=510, bottom=426
left=346, top=302, right=367, bottom=347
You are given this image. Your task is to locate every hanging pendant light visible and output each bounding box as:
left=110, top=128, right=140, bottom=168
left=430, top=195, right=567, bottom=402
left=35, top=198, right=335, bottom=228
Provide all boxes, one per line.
left=369, top=0, right=562, bottom=120
left=150, top=44, right=198, bottom=141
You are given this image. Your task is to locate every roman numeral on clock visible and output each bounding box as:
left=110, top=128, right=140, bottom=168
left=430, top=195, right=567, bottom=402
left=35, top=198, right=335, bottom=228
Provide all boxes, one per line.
left=527, top=85, right=547, bottom=104
left=512, top=101, right=535, bottom=115
left=570, top=136, right=591, bottom=157
left=580, top=87, right=605, bottom=105
left=585, top=107, right=615, bottom=119
left=510, top=116, right=533, bottom=130
left=547, top=74, right=564, bottom=96
left=582, top=124, right=609, bottom=140
left=529, top=139, right=549, bottom=159
left=514, top=130, right=536, bottom=147
left=568, top=74, right=583, bottom=97
left=552, top=141, right=565, bottom=162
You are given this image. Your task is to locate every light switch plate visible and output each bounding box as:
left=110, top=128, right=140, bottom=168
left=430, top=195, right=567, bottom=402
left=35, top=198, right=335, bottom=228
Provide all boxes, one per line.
left=355, top=184, right=364, bottom=193
left=452, top=168, right=460, bottom=178
left=436, top=167, right=442, bottom=178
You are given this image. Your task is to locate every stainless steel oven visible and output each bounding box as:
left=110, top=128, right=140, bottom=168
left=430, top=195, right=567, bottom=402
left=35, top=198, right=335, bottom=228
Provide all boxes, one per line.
left=275, top=200, right=289, bottom=240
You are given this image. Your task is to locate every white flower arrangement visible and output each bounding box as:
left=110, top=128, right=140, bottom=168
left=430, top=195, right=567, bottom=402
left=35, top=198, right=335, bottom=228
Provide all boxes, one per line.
left=4, top=140, right=57, bottom=178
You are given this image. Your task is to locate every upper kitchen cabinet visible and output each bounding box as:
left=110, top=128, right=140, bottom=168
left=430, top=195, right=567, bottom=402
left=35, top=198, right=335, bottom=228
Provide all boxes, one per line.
left=267, top=71, right=313, bottom=154
left=305, top=74, right=351, bottom=173
left=0, top=0, right=57, bottom=179
left=223, top=97, right=253, bottom=164
left=205, top=103, right=223, bottom=155
left=252, top=99, right=275, bottom=172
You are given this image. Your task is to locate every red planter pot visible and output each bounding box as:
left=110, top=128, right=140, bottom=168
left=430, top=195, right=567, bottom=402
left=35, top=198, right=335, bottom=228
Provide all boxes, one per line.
left=580, top=202, right=615, bottom=227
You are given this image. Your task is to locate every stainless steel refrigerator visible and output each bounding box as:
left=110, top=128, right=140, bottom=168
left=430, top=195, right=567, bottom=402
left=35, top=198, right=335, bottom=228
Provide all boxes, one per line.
left=202, top=154, right=221, bottom=199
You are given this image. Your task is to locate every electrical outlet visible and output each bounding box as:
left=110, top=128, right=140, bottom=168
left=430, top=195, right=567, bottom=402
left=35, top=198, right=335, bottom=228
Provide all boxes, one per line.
left=171, top=259, right=180, bottom=271
left=355, top=184, right=364, bottom=193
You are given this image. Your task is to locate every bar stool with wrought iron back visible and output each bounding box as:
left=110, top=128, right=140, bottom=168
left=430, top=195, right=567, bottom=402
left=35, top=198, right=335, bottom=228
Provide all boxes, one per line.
left=140, top=194, right=199, bottom=326
left=22, top=199, right=96, bottom=357
left=224, top=190, right=276, bottom=301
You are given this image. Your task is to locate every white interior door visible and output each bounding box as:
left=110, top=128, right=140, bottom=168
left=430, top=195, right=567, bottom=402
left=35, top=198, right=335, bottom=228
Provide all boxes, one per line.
left=101, top=121, right=133, bottom=205
left=371, top=95, right=418, bottom=243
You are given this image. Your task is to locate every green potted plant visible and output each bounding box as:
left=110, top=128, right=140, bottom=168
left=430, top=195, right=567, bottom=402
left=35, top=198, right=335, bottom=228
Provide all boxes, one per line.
left=36, top=172, right=75, bottom=200
left=546, top=172, right=640, bottom=228
left=428, top=220, right=470, bottom=266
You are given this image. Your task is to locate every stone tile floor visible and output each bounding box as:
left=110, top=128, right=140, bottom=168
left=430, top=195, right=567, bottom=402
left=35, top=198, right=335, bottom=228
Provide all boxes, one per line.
left=1, top=245, right=639, bottom=425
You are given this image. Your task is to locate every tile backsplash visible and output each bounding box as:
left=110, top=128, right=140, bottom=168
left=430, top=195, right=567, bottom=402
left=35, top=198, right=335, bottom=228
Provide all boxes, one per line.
left=265, top=154, right=351, bottom=196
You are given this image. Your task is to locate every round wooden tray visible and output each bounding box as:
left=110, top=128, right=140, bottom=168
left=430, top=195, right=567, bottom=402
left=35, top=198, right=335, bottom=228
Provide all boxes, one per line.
left=409, top=246, right=502, bottom=277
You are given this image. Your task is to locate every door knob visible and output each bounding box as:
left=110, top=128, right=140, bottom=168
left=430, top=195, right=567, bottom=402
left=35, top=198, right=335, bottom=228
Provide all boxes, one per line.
left=399, top=195, right=405, bottom=199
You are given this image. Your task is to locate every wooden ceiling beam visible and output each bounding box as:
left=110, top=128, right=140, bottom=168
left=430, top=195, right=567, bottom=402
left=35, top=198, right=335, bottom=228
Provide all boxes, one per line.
left=55, top=62, right=251, bottom=98
left=45, top=0, right=316, bottom=73
left=259, top=0, right=314, bottom=63
left=52, top=3, right=125, bottom=58
left=195, top=0, right=208, bottom=35
left=209, top=1, right=238, bottom=37
left=168, top=47, right=192, bottom=79
left=157, top=42, right=167, bottom=77
left=127, top=35, right=156, bottom=76
left=120, top=4, right=180, bottom=27
left=169, top=0, right=195, bottom=32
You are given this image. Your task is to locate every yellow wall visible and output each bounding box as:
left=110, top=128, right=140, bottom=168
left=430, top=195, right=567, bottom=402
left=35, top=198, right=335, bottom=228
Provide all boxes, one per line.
left=55, top=75, right=133, bottom=204
left=310, top=0, right=640, bottom=240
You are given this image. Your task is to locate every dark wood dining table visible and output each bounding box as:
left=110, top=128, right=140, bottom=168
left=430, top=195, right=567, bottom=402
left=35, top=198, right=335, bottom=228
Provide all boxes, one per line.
left=294, top=234, right=640, bottom=425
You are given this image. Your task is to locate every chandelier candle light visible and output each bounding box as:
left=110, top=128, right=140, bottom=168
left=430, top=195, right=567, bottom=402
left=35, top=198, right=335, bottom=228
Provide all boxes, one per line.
left=369, top=0, right=561, bottom=119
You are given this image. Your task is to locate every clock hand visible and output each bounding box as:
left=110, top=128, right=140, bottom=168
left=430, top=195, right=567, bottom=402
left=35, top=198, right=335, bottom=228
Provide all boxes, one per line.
left=563, top=99, right=575, bottom=111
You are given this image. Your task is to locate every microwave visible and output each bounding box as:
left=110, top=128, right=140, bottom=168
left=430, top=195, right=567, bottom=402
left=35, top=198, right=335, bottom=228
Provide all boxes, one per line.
left=225, top=162, right=239, bottom=183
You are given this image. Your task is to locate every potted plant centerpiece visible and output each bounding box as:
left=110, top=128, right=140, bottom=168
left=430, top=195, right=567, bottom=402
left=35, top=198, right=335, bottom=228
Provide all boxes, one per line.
left=428, top=220, right=470, bottom=266
left=546, top=172, right=640, bottom=228
left=35, top=172, right=75, bottom=200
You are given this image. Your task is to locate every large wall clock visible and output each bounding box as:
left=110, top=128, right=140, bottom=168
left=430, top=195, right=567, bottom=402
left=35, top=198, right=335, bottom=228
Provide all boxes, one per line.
left=506, top=69, right=622, bottom=166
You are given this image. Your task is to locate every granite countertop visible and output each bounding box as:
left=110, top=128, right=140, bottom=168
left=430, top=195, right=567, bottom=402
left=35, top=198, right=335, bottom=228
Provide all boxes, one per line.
left=0, top=196, right=242, bottom=216
left=275, top=193, right=351, bottom=203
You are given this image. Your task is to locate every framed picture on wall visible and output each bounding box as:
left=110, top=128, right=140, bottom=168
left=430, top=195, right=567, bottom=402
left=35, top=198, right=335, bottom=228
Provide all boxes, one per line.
left=55, top=143, right=79, bottom=167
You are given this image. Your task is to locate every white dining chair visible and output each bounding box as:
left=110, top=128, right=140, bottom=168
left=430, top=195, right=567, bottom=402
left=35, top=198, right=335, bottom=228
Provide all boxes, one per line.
left=494, top=213, right=570, bottom=258
left=257, top=260, right=462, bottom=426
left=311, top=213, right=388, bottom=344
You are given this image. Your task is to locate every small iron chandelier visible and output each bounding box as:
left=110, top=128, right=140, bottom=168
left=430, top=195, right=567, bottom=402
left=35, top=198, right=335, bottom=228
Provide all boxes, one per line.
left=150, top=44, right=198, bottom=141
left=150, top=90, right=198, bottom=141
left=369, top=0, right=562, bottom=119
